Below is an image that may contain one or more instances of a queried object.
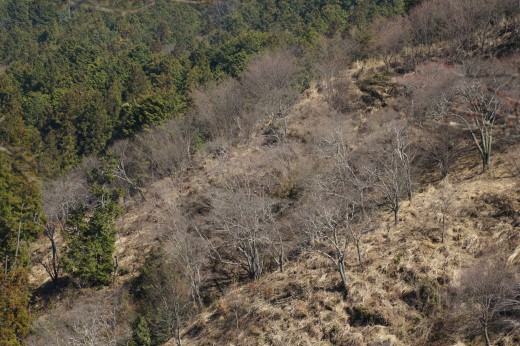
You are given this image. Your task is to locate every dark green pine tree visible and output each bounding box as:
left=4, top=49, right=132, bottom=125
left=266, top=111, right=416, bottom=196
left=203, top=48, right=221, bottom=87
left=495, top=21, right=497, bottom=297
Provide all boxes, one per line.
left=0, top=155, right=42, bottom=345
left=63, top=187, right=120, bottom=287
left=131, top=315, right=152, bottom=346
left=0, top=76, right=44, bottom=344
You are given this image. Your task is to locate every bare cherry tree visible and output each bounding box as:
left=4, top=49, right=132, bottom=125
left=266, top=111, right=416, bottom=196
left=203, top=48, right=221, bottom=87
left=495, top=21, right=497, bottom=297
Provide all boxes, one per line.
left=193, top=51, right=299, bottom=143
left=315, top=133, right=375, bottom=265
left=373, top=16, right=408, bottom=69
left=434, top=179, right=456, bottom=243
left=346, top=213, right=374, bottom=267
left=105, top=139, right=146, bottom=199
left=265, top=223, right=288, bottom=273
left=507, top=149, right=520, bottom=177
left=397, top=61, right=459, bottom=124
left=407, top=0, right=447, bottom=52
left=422, top=124, right=461, bottom=179
left=451, top=81, right=502, bottom=172
left=304, top=198, right=350, bottom=293
left=447, top=0, right=518, bottom=54
left=155, top=270, right=191, bottom=346
left=365, top=121, right=415, bottom=225
left=444, top=61, right=518, bottom=172
left=27, top=292, right=129, bottom=346
left=316, top=38, right=359, bottom=113
left=303, top=188, right=373, bottom=293
left=392, top=123, right=416, bottom=202
left=40, top=177, right=87, bottom=286
left=134, top=117, right=194, bottom=180
left=163, top=208, right=208, bottom=308
left=192, top=79, right=244, bottom=141
left=137, top=258, right=192, bottom=346
left=240, top=50, right=300, bottom=140
left=451, top=260, right=520, bottom=346
left=204, top=177, right=275, bottom=281
left=372, top=151, right=408, bottom=226
left=300, top=133, right=377, bottom=292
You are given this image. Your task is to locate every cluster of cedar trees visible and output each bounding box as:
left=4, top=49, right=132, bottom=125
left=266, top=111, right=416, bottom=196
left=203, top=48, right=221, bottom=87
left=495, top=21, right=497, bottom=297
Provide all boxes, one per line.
left=1, top=0, right=520, bottom=345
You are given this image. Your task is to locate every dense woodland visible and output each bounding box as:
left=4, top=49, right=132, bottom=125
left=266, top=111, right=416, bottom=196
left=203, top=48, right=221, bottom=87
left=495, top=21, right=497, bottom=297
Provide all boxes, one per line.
left=1, top=0, right=520, bottom=345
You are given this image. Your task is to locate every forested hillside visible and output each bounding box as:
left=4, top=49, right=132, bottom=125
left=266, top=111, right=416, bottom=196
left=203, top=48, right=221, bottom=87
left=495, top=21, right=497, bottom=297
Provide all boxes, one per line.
left=1, top=0, right=519, bottom=345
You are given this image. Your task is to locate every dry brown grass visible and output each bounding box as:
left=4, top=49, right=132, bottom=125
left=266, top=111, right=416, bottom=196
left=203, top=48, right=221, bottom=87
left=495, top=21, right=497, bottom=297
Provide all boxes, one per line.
left=173, top=131, right=520, bottom=345
left=29, top=56, right=520, bottom=346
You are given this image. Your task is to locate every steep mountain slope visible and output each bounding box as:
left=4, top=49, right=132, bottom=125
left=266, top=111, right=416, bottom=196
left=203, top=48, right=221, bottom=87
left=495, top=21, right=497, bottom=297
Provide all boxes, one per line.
left=158, top=69, right=520, bottom=346
left=31, top=59, right=520, bottom=345
left=173, top=161, right=520, bottom=345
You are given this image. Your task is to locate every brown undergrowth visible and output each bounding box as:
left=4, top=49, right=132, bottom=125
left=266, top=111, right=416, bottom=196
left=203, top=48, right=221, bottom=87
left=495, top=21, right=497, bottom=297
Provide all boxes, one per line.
left=28, top=59, right=520, bottom=346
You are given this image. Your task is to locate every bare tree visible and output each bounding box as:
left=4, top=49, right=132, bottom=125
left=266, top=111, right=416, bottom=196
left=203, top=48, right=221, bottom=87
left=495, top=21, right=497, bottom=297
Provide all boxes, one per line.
left=192, top=79, right=244, bottom=141
left=240, top=50, right=300, bottom=140
left=204, top=177, right=275, bottom=281
left=507, top=149, right=520, bottom=177
left=302, top=189, right=373, bottom=294
left=40, top=177, right=87, bottom=286
left=346, top=213, right=374, bottom=267
left=392, top=123, right=416, bottom=202
left=422, top=124, right=461, bottom=179
left=105, top=139, right=146, bottom=199
left=408, top=59, right=518, bottom=173
left=407, top=0, right=446, bottom=52
left=154, top=270, right=191, bottom=346
left=134, top=256, right=193, bottom=346
left=371, top=151, right=408, bottom=226
left=316, top=38, right=359, bottom=113
left=317, top=133, right=373, bottom=208
left=315, top=133, right=375, bottom=264
left=134, top=117, right=194, bottom=180
left=300, top=134, right=376, bottom=293
left=406, top=0, right=520, bottom=57
left=304, top=198, right=350, bottom=293
left=397, top=61, right=459, bottom=124
left=443, top=61, right=518, bottom=172
left=446, top=0, right=518, bottom=54
left=450, top=81, right=502, bottom=172
left=27, top=292, right=129, bottom=346
left=366, top=121, right=415, bottom=225
left=373, top=16, right=408, bottom=69
left=451, top=260, right=520, bottom=346
left=163, top=210, right=208, bottom=308
left=265, top=224, right=287, bottom=273
left=193, top=50, right=299, bottom=143
left=434, top=179, right=456, bottom=243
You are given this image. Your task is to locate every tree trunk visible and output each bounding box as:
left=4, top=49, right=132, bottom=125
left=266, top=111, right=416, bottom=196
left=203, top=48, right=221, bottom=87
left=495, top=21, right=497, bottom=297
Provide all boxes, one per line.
left=484, top=324, right=491, bottom=346
left=50, top=236, right=59, bottom=285
left=175, top=312, right=182, bottom=346
left=482, top=151, right=490, bottom=172
left=355, top=241, right=362, bottom=266
left=189, top=275, right=203, bottom=307
left=394, top=206, right=399, bottom=225
left=406, top=163, right=413, bottom=202
left=338, top=260, right=348, bottom=295
left=441, top=214, right=446, bottom=243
